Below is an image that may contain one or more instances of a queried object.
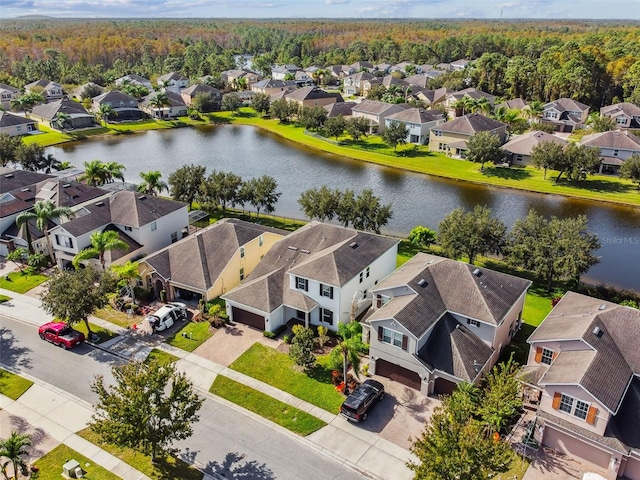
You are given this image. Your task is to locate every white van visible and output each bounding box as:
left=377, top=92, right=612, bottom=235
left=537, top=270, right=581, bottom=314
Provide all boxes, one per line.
left=145, top=302, right=187, bottom=332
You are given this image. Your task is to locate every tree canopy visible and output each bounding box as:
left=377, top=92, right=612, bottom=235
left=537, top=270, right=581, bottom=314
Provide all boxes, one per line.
left=466, top=131, right=503, bottom=170
left=168, top=164, right=207, bottom=208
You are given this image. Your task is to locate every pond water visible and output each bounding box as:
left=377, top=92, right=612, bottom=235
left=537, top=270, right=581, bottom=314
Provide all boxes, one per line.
left=47, top=125, right=640, bottom=290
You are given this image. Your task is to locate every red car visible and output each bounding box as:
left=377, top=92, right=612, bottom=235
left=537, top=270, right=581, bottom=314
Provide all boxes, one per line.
left=38, top=322, right=85, bottom=349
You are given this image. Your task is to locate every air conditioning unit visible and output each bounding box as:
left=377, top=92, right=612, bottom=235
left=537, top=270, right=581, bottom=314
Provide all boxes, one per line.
left=74, top=466, right=84, bottom=478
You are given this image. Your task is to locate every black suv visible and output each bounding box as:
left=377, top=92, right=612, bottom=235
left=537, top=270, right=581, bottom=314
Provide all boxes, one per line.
left=339, top=379, right=385, bottom=422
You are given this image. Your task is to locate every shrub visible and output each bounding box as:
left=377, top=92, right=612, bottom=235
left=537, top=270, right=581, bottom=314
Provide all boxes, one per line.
left=160, top=289, right=167, bottom=303
left=263, top=331, right=276, bottom=339
left=361, top=364, right=369, bottom=376
left=134, top=286, right=154, bottom=302
left=289, top=326, right=316, bottom=369
left=124, top=303, right=139, bottom=313
left=317, top=325, right=329, bottom=348
left=283, top=335, right=291, bottom=344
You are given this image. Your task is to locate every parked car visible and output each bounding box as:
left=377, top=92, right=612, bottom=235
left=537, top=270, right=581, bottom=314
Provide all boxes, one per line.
left=145, top=302, right=187, bottom=332
left=339, top=379, right=385, bottom=422
left=38, top=322, right=85, bottom=349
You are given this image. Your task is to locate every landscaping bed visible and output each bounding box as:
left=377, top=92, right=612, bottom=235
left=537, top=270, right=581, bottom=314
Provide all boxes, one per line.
left=229, top=343, right=345, bottom=414
left=31, top=444, right=121, bottom=480
left=0, top=368, right=33, bottom=400
left=210, top=375, right=326, bottom=435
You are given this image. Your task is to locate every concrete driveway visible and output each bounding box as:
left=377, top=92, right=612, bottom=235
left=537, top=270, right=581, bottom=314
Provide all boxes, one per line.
left=193, top=322, right=282, bottom=366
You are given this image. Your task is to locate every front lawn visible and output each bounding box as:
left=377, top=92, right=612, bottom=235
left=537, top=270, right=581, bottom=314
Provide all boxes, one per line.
left=0, top=368, right=33, bottom=400
left=210, top=375, right=326, bottom=435
left=31, top=444, right=121, bottom=480
left=145, top=348, right=179, bottom=366
left=73, top=322, right=119, bottom=344
left=78, top=428, right=202, bottom=480
left=0, top=294, right=11, bottom=303
left=230, top=343, right=345, bottom=413
left=166, top=321, right=214, bottom=352
left=0, top=270, right=48, bottom=293
left=94, top=305, right=140, bottom=328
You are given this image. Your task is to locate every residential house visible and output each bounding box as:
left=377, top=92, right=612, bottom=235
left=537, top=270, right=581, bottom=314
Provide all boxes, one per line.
left=350, top=61, right=374, bottom=72
left=139, top=91, right=187, bottom=119
left=379, top=75, right=411, bottom=91
left=25, top=79, right=64, bottom=102
left=0, top=111, right=38, bottom=136
left=250, top=79, right=296, bottom=96
left=384, top=108, right=446, bottom=145
left=0, top=83, right=21, bottom=110
left=180, top=84, right=222, bottom=112
left=115, top=74, right=153, bottom=91
left=272, top=64, right=300, bottom=81
left=92, top=91, right=146, bottom=121
left=414, top=87, right=453, bottom=108
left=326, top=65, right=352, bottom=80
left=294, top=70, right=313, bottom=85
left=367, top=253, right=530, bottom=395
left=495, top=98, right=528, bottom=111
left=581, top=130, right=640, bottom=174
left=373, top=63, right=392, bottom=75
left=524, top=291, right=640, bottom=479
left=429, top=113, right=508, bottom=158
left=324, top=101, right=356, bottom=118
left=71, top=82, right=105, bottom=100
left=600, top=102, right=640, bottom=129
left=444, top=88, right=497, bottom=112
left=501, top=131, right=567, bottom=166
left=404, top=74, right=430, bottom=89
left=342, top=71, right=376, bottom=96
left=50, top=190, right=188, bottom=270
left=424, top=70, right=446, bottom=80
left=285, top=86, right=343, bottom=109
left=222, top=221, right=399, bottom=332
left=30, top=99, right=96, bottom=130
left=351, top=100, right=409, bottom=133
left=390, top=61, right=422, bottom=75
left=450, top=59, right=471, bottom=71
left=221, top=69, right=262, bottom=89
left=542, top=98, right=590, bottom=132
left=139, top=218, right=286, bottom=302
left=157, top=72, right=189, bottom=93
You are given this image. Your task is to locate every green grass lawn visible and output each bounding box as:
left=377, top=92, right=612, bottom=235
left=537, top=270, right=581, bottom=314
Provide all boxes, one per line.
left=94, top=305, right=140, bottom=328
left=166, top=321, right=214, bottom=352
left=0, top=294, right=11, bottom=303
left=73, top=322, right=119, bottom=344
left=210, top=375, right=326, bottom=435
left=202, top=206, right=306, bottom=232
left=0, top=368, right=33, bottom=400
left=145, top=348, right=179, bottom=365
left=78, top=428, right=202, bottom=480
left=230, top=343, right=345, bottom=414
left=31, top=444, right=121, bottom=480
left=0, top=270, right=48, bottom=293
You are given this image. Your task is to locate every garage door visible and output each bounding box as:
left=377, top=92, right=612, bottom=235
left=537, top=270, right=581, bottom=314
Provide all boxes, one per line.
left=543, top=426, right=611, bottom=470
left=433, top=377, right=457, bottom=396
left=375, top=359, right=421, bottom=390
left=231, top=307, right=265, bottom=330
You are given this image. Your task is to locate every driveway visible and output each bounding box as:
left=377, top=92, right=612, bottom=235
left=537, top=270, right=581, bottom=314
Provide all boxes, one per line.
left=193, top=322, right=282, bottom=366
left=521, top=446, right=609, bottom=480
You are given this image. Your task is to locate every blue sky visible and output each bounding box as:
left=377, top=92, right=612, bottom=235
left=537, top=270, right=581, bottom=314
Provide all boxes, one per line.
left=2, top=0, right=640, bottom=19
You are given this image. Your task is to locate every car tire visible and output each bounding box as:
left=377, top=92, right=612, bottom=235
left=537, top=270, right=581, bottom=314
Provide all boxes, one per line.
left=39, top=333, right=45, bottom=340
left=379, top=393, right=385, bottom=401
left=361, top=413, right=367, bottom=422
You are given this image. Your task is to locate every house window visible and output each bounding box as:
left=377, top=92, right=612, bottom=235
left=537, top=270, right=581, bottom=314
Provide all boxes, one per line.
left=320, top=308, right=333, bottom=324
left=296, top=310, right=305, bottom=320
left=434, top=130, right=442, bottom=137
left=616, top=117, right=627, bottom=125
left=467, top=318, right=480, bottom=328
left=559, top=394, right=574, bottom=414
left=366, top=266, right=370, bottom=278
left=240, top=267, right=245, bottom=281
left=240, top=246, right=245, bottom=258
left=574, top=400, right=590, bottom=420
left=124, top=226, right=132, bottom=232
left=382, top=327, right=403, bottom=348
left=540, top=347, right=554, bottom=365
left=259, top=235, right=264, bottom=246
left=170, top=232, right=178, bottom=243
left=320, top=284, right=333, bottom=299
left=515, top=154, right=523, bottom=163
left=613, top=149, right=619, bottom=157
left=359, top=272, right=364, bottom=283
left=439, top=143, right=446, bottom=150
left=295, top=276, right=308, bottom=291
left=55, top=234, right=73, bottom=249
left=150, top=221, right=157, bottom=232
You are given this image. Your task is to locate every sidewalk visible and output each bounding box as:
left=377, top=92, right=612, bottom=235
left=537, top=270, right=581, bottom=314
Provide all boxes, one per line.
left=0, top=285, right=415, bottom=480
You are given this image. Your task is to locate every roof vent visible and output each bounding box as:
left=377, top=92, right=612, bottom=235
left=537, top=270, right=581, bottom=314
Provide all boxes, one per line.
left=20, top=187, right=30, bottom=192
left=417, top=278, right=427, bottom=287
left=4, top=174, right=13, bottom=178
left=138, top=195, right=147, bottom=200
left=288, top=246, right=298, bottom=251
left=300, top=249, right=311, bottom=254
left=349, top=241, right=358, bottom=249
left=472, top=268, right=482, bottom=277
left=96, top=201, right=104, bottom=207
left=593, top=326, right=604, bottom=338
left=598, top=304, right=607, bottom=310
left=63, top=183, right=71, bottom=188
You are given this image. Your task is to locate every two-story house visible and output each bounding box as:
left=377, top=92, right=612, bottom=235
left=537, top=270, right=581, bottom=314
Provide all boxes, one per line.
left=524, top=291, right=640, bottom=479
left=50, top=190, right=188, bottom=270
left=115, top=74, right=153, bottom=91
left=139, top=91, right=187, bottom=119
left=366, top=253, right=530, bottom=395
left=157, top=72, right=190, bottom=93
left=542, top=98, right=590, bottom=132
left=501, top=130, right=567, bottom=166
left=351, top=100, right=410, bottom=133
left=343, top=72, right=376, bottom=96
left=30, top=99, right=96, bottom=130
left=138, top=218, right=286, bottom=302
left=180, top=84, right=222, bottom=112
left=444, top=88, right=497, bottom=112
left=429, top=113, right=508, bottom=158
left=272, top=64, right=301, bottom=81
left=581, top=130, right=640, bottom=174
left=92, top=91, right=146, bottom=121
left=601, top=102, right=640, bottom=129
left=221, top=69, right=262, bottom=89
left=0, top=111, right=38, bottom=136
left=24, top=79, right=64, bottom=102
left=0, top=83, right=21, bottom=110
left=222, top=222, right=398, bottom=332
left=250, top=79, right=297, bottom=96
left=384, top=108, right=446, bottom=145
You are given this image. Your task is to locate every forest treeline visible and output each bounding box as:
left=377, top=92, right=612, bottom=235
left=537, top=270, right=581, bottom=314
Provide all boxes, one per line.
left=1, top=18, right=640, bottom=107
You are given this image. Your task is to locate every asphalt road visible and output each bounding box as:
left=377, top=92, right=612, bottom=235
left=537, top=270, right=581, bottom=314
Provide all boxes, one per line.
left=0, top=316, right=367, bottom=480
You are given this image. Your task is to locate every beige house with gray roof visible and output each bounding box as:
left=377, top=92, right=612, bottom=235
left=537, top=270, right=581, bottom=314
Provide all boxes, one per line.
left=351, top=100, right=409, bottom=133
left=222, top=222, right=398, bottom=332
left=384, top=107, right=445, bottom=145
left=581, top=130, right=640, bottom=174
left=501, top=130, right=567, bottom=166
left=367, top=253, right=530, bottom=395
left=138, top=219, right=286, bottom=302
left=524, top=291, right=640, bottom=479
left=429, top=113, right=507, bottom=158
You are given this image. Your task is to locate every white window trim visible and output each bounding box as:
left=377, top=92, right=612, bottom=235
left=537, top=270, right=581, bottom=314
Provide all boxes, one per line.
left=559, top=393, right=591, bottom=421
left=382, top=327, right=403, bottom=348
left=540, top=347, right=554, bottom=365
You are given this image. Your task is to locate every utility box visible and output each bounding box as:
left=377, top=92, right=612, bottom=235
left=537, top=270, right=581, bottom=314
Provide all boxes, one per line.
left=62, top=459, right=84, bottom=478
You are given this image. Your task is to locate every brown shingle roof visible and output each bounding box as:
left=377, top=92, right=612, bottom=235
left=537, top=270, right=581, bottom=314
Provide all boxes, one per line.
left=109, top=191, right=185, bottom=227
left=581, top=130, right=640, bottom=151
left=386, top=107, right=444, bottom=124
left=0, top=168, right=52, bottom=194
left=502, top=131, right=567, bottom=156
left=436, top=113, right=506, bottom=136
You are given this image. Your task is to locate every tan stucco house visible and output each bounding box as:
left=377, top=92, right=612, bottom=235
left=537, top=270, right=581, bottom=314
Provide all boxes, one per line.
left=429, top=113, right=508, bottom=158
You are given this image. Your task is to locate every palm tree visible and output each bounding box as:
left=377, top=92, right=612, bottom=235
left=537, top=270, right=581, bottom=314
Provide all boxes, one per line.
left=16, top=200, right=72, bottom=263
left=97, top=104, right=113, bottom=126
left=0, top=431, right=32, bottom=480
left=470, top=97, right=492, bottom=115
left=138, top=170, right=168, bottom=195
left=52, top=111, right=72, bottom=132
left=41, top=153, right=60, bottom=173
left=525, top=100, right=544, bottom=123
left=82, top=159, right=108, bottom=186
left=73, top=230, right=128, bottom=270
left=111, top=260, right=141, bottom=304
left=104, top=161, right=126, bottom=183
left=54, top=160, right=72, bottom=171
left=148, top=92, right=170, bottom=119
left=331, top=321, right=368, bottom=394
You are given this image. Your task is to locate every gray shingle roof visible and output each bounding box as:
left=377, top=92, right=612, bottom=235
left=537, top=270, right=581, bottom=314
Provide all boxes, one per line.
left=601, top=102, right=640, bottom=118
left=502, top=131, right=567, bottom=156
left=324, top=101, right=356, bottom=117
left=581, top=130, right=640, bottom=151
left=181, top=84, right=221, bottom=97
left=0, top=112, right=36, bottom=128
left=435, top=113, right=506, bottom=136
left=109, top=191, right=185, bottom=227
left=386, top=108, right=444, bottom=124
left=286, top=87, right=343, bottom=103
left=352, top=100, right=409, bottom=116
left=93, top=91, right=138, bottom=105
left=31, top=99, right=91, bottom=121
